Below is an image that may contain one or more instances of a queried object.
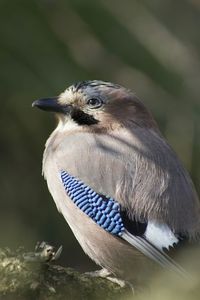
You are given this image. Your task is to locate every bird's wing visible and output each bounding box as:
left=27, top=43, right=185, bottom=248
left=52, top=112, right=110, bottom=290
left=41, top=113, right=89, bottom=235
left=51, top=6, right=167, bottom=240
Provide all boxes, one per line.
left=60, top=169, right=188, bottom=278
left=50, top=129, right=200, bottom=238
left=44, top=129, right=199, bottom=278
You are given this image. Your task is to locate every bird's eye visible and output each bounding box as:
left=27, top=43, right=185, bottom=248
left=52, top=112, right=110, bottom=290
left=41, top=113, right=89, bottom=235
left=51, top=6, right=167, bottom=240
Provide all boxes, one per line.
left=87, top=98, right=103, bottom=109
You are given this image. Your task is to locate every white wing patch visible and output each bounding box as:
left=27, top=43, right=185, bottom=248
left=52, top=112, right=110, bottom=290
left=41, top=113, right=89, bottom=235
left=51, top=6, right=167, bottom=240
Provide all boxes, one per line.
left=144, top=221, right=179, bottom=251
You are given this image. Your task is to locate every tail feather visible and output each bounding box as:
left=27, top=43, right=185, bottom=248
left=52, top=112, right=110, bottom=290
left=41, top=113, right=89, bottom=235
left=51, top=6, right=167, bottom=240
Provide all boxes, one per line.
left=122, top=229, right=190, bottom=279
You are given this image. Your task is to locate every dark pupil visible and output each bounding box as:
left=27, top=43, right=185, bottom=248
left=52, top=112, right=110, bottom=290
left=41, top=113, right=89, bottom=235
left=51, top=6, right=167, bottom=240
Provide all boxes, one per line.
left=89, top=98, right=99, bottom=106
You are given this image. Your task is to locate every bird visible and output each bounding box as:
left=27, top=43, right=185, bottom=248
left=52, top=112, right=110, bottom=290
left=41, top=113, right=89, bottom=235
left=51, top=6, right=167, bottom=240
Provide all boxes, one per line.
left=32, top=80, right=200, bottom=283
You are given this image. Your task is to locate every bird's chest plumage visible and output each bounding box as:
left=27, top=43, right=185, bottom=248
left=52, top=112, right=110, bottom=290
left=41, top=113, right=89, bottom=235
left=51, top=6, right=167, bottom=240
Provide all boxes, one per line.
left=43, top=129, right=135, bottom=201
left=42, top=128, right=148, bottom=276
left=43, top=147, right=135, bottom=278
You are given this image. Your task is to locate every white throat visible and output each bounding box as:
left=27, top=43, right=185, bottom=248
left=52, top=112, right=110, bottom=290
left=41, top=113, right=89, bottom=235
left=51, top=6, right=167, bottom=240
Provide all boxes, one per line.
left=56, top=117, right=79, bottom=133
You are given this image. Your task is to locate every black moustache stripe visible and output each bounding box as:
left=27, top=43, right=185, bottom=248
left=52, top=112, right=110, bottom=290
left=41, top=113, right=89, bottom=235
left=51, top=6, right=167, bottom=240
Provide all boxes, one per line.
left=71, top=109, right=99, bottom=126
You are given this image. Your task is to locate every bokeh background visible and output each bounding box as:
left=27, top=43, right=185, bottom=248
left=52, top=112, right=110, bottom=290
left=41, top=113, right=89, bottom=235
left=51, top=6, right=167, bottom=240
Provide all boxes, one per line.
left=0, top=0, right=200, bottom=275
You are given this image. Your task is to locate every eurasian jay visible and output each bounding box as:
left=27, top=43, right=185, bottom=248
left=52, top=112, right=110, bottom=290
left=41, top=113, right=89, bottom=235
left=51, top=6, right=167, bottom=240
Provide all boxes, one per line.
left=32, top=80, right=200, bottom=282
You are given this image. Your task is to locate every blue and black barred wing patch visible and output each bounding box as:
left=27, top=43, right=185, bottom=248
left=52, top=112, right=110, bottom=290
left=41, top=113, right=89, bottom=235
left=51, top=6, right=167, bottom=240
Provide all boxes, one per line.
left=60, top=170, right=124, bottom=236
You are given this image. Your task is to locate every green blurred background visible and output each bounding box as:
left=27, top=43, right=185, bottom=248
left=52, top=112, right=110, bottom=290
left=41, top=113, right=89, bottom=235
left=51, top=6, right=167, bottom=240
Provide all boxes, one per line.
left=0, top=0, right=200, bottom=273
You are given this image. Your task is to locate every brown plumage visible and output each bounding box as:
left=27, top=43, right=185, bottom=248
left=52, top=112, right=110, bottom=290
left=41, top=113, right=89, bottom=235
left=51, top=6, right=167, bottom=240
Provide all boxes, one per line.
left=33, top=80, right=200, bottom=282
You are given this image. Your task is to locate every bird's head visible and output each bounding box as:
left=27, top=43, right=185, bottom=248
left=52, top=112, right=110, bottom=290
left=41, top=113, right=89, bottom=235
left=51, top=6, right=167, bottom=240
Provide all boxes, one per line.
left=32, top=80, right=157, bottom=132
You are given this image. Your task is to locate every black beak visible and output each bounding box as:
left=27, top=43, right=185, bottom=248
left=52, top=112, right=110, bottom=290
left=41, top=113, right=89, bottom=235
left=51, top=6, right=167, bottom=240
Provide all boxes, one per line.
left=32, top=97, right=72, bottom=114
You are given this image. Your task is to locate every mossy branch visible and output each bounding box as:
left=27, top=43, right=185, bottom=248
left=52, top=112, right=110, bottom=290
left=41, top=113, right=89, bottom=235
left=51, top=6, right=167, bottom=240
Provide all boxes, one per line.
left=0, top=247, right=130, bottom=300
